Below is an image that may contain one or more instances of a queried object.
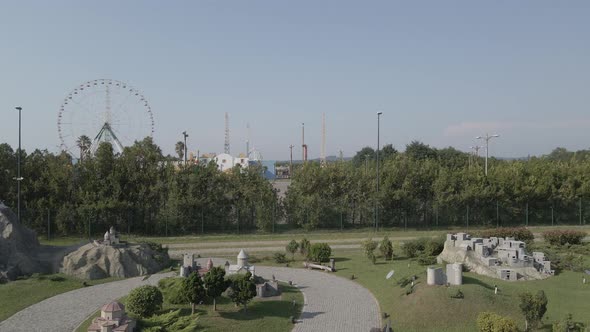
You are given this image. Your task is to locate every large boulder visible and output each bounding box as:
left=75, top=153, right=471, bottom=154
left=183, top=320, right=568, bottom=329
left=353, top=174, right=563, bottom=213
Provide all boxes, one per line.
left=0, top=202, right=43, bottom=282
left=60, top=242, right=170, bottom=280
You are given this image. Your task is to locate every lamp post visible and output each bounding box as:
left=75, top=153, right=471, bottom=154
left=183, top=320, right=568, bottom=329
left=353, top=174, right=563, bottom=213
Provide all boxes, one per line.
left=376, top=112, right=383, bottom=231
left=476, top=133, right=499, bottom=176
left=182, top=131, right=188, bottom=165
left=15, top=107, right=23, bottom=224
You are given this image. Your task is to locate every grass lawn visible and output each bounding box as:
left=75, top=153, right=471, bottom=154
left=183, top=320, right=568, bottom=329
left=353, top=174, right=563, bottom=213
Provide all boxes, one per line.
left=75, top=282, right=303, bottom=332
left=0, top=274, right=121, bottom=322
left=39, top=225, right=590, bottom=247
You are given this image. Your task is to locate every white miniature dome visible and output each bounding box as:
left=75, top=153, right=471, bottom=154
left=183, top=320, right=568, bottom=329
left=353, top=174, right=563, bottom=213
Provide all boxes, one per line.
left=104, top=231, right=110, bottom=241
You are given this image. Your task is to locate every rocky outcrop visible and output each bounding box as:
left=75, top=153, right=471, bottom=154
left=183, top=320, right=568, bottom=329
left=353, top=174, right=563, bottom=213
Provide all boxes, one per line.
left=60, top=242, right=170, bottom=280
left=0, top=202, right=43, bottom=282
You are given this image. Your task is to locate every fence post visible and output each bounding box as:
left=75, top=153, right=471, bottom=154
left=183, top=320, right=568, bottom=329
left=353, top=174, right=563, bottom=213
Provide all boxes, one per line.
left=466, top=205, right=469, bottom=230
left=580, top=197, right=583, bottom=225
left=496, top=201, right=499, bottom=228
left=201, top=210, right=204, bottom=234
left=551, top=206, right=554, bottom=226
left=47, top=208, right=50, bottom=240
left=526, top=202, right=529, bottom=227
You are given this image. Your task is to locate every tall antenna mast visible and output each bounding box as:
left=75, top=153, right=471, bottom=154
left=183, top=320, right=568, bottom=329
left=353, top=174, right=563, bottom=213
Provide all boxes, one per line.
left=224, top=112, right=230, bottom=154
left=246, top=123, right=250, bottom=156
left=302, top=122, right=307, bottom=163
left=321, top=113, right=326, bottom=166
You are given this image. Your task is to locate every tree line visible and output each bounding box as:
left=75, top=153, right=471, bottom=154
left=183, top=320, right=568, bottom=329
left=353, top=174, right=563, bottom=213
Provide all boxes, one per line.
left=1, top=138, right=589, bottom=236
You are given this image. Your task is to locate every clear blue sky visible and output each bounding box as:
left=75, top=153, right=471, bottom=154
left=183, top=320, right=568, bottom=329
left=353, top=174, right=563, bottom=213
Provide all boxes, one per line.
left=1, top=1, right=589, bottom=160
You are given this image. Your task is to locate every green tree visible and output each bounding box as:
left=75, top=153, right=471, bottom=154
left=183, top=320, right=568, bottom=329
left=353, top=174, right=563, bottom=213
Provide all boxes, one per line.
left=228, top=272, right=257, bottom=311
left=552, top=314, right=585, bottom=332
left=309, top=243, right=331, bottom=263
left=519, top=290, right=548, bottom=330
left=362, top=239, right=378, bottom=264
left=126, top=285, right=163, bottom=318
left=184, top=271, right=206, bottom=315
left=300, top=238, right=311, bottom=258
left=286, top=239, right=299, bottom=261
left=203, top=266, right=229, bottom=311
left=379, top=236, right=394, bottom=260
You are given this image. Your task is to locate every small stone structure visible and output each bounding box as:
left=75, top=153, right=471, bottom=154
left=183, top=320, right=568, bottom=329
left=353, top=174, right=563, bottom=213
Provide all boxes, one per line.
left=87, top=300, right=135, bottom=332
left=426, top=263, right=462, bottom=286
left=227, top=249, right=256, bottom=276
left=103, top=226, right=120, bottom=246
left=179, top=255, right=213, bottom=277
left=256, top=280, right=280, bottom=298
left=438, top=232, right=553, bottom=282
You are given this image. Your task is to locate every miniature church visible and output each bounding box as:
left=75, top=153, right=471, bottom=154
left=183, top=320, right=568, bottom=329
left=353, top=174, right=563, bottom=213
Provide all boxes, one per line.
left=87, top=300, right=135, bottom=332
left=227, top=249, right=256, bottom=275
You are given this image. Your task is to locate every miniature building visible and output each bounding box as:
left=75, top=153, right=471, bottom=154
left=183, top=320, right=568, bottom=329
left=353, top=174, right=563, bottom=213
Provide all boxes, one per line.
left=102, top=226, right=120, bottom=246
left=227, top=249, right=256, bottom=275
left=180, top=255, right=214, bottom=277
left=439, top=233, right=554, bottom=282
left=88, top=301, right=135, bottom=332
left=256, top=280, right=280, bottom=298
left=427, top=267, right=445, bottom=285
left=499, top=269, right=517, bottom=281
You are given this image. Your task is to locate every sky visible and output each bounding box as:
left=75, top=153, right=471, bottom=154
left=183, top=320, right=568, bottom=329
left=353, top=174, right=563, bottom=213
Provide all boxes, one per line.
left=1, top=1, right=589, bottom=160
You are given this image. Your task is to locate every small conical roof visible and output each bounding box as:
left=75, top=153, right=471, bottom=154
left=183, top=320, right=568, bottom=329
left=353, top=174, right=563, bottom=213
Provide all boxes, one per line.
left=101, top=301, right=124, bottom=313
left=237, top=249, right=248, bottom=259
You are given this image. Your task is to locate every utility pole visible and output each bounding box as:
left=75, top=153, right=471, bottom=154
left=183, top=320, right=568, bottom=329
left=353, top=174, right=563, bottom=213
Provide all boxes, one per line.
left=301, top=123, right=307, bottom=163
left=376, top=112, right=383, bottom=231
left=15, top=107, right=23, bottom=224
left=289, top=145, right=294, bottom=177
left=182, top=131, right=189, bottom=165
left=476, top=133, right=500, bottom=176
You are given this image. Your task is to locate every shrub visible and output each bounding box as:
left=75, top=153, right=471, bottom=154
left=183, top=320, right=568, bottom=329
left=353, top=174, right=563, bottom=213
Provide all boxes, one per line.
left=140, top=309, right=199, bottom=331
left=379, top=236, right=394, bottom=260
left=309, top=243, right=332, bottom=263
left=476, top=312, right=518, bottom=332
left=127, top=285, right=163, bottom=318
left=286, top=240, right=299, bottom=260
left=401, top=240, right=422, bottom=258
left=273, top=252, right=288, bottom=264
left=300, top=238, right=311, bottom=258
left=228, top=272, right=257, bottom=309
left=476, top=227, right=534, bottom=243
left=552, top=314, right=586, bottom=332
left=362, top=239, right=378, bottom=264
left=417, top=254, right=437, bottom=266
left=423, top=236, right=445, bottom=256
left=158, top=277, right=186, bottom=304
left=542, top=229, right=587, bottom=246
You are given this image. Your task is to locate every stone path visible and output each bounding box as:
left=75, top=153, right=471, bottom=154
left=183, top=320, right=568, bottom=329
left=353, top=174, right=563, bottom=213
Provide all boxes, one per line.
left=197, top=258, right=381, bottom=332
left=0, top=262, right=381, bottom=332
left=0, top=273, right=175, bottom=332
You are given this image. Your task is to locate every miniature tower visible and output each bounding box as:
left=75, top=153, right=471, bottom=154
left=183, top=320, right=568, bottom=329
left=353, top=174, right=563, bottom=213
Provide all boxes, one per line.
left=237, top=249, right=249, bottom=268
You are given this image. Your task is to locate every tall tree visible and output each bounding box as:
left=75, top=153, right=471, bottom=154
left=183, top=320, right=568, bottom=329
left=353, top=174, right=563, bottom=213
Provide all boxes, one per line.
left=175, top=141, right=185, bottom=161
left=203, top=266, right=229, bottom=311
left=184, top=271, right=206, bottom=315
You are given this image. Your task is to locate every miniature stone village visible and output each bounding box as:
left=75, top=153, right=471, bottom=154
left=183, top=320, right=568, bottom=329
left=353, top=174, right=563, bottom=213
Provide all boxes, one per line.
left=436, top=232, right=553, bottom=281
left=180, top=249, right=280, bottom=298
left=87, top=301, right=135, bottom=332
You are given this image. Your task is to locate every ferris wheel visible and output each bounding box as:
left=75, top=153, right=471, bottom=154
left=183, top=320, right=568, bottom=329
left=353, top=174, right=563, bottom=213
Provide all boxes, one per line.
left=57, top=79, right=155, bottom=156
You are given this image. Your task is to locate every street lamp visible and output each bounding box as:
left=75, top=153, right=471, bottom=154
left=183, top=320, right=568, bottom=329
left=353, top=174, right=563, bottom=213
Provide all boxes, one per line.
left=182, top=131, right=188, bottom=165
left=376, top=111, right=383, bottom=231
left=15, top=107, right=22, bottom=224
left=476, top=133, right=500, bottom=176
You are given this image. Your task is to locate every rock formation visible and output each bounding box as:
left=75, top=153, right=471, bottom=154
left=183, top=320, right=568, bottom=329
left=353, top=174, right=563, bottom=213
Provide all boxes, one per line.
left=0, top=202, right=43, bottom=282
left=60, top=242, right=170, bottom=280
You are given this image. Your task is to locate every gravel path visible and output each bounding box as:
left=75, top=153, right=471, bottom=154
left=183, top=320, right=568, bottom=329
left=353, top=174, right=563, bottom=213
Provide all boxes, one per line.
left=1, top=261, right=381, bottom=332
left=169, top=244, right=361, bottom=257
left=196, top=258, right=381, bottom=332
left=0, top=273, right=175, bottom=332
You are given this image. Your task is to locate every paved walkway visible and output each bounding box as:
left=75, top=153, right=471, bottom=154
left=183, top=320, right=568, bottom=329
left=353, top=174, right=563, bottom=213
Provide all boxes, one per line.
left=197, top=258, right=381, bottom=332
left=1, top=262, right=381, bottom=332
left=0, top=273, right=175, bottom=332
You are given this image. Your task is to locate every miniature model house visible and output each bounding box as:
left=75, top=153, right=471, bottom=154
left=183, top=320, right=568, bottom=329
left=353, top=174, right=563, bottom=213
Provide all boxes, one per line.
left=87, top=301, right=135, bottom=332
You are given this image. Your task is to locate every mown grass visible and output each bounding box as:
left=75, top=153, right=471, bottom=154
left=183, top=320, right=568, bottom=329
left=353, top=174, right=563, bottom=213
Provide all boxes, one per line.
left=39, top=225, right=590, bottom=247
left=0, top=274, right=121, bottom=322
left=75, top=282, right=303, bottom=332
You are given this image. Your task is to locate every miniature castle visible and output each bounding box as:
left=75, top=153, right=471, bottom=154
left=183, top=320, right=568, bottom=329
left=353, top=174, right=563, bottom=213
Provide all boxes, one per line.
left=437, top=233, right=553, bottom=281
left=87, top=300, right=135, bottom=332
left=92, top=226, right=120, bottom=246
left=179, top=254, right=213, bottom=277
